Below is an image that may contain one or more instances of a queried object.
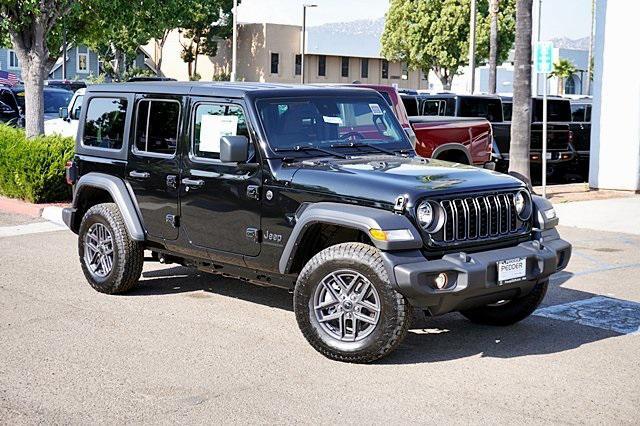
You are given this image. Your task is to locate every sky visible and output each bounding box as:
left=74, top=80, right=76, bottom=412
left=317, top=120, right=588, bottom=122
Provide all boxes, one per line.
left=237, top=0, right=592, bottom=40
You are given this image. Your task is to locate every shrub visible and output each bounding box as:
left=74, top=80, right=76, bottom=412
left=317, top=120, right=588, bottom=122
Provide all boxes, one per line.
left=0, top=125, right=75, bottom=203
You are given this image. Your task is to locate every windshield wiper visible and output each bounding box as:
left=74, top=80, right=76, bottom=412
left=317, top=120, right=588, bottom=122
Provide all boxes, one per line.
left=274, top=145, right=347, bottom=159
left=330, top=141, right=400, bottom=157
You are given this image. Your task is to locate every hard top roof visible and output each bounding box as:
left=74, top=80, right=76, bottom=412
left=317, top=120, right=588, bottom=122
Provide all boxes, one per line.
left=419, top=92, right=502, bottom=100
left=85, top=81, right=379, bottom=99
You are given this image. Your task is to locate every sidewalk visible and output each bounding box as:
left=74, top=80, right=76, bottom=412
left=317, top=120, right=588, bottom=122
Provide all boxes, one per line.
left=0, top=196, right=67, bottom=225
left=553, top=196, right=640, bottom=235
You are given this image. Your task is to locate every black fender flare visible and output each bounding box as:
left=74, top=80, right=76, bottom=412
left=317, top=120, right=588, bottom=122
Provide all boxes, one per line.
left=278, top=202, right=423, bottom=274
left=72, top=172, right=145, bottom=241
left=431, top=143, right=473, bottom=165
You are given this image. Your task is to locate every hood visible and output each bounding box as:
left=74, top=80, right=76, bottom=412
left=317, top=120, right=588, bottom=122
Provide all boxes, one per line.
left=288, top=155, right=525, bottom=206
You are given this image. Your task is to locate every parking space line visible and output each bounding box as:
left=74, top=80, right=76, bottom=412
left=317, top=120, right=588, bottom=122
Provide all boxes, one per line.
left=0, top=222, right=67, bottom=238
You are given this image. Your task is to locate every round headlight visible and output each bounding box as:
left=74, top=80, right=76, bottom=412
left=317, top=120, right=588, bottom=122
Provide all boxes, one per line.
left=416, top=202, right=433, bottom=230
left=514, top=190, right=532, bottom=220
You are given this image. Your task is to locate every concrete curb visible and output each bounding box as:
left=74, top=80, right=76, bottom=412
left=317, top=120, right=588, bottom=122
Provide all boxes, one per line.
left=0, top=196, right=69, bottom=223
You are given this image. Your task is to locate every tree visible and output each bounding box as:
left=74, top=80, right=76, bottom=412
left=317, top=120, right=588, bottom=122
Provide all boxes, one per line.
left=488, top=0, right=499, bottom=93
left=1, top=0, right=204, bottom=135
left=549, top=58, right=577, bottom=95
left=0, top=0, right=77, bottom=137
left=179, top=0, right=235, bottom=79
left=381, top=0, right=516, bottom=90
left=508, top=0, right=533, bottom=183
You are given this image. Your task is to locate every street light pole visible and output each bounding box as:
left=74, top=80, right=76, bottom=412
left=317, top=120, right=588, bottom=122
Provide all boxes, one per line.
left=532, top=0, right=542, bottom=96
left=230, top=0, right=238, bottom=82
left=468, top=0, right=477, bottom=94
left=301, top=4, right=317, bottom=84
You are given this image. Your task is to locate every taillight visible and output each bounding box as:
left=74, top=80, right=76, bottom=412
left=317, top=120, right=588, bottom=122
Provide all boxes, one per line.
left=65, top=160, right=77, bottom=185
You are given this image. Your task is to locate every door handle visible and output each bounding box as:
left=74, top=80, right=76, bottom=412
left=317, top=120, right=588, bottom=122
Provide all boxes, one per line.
left=181, top=177, right=205, bottom=188
left=129, top=170, right=150, bottom=179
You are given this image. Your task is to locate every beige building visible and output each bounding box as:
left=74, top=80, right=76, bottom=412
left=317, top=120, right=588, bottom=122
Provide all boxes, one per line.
left=148, top=23, right=427, bottom=90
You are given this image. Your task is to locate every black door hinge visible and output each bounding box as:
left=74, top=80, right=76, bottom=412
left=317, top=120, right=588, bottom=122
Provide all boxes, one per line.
left=247, top=185, right=261, bottom=200
left=166, top=214, right=179, bottom=228
left=246, top=227, right=260, bottom=243
left=166, top=175, right=178, bottom=189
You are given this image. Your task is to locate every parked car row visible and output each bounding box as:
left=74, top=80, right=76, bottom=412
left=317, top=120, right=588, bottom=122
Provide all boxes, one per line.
left=399, top=90, right=592, bottom=183
left=0, top=83, right=74, bottom=128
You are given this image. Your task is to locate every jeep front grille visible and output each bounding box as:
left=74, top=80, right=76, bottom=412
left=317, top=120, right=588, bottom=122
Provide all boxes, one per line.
left=431, top=193, right=528, bottom=245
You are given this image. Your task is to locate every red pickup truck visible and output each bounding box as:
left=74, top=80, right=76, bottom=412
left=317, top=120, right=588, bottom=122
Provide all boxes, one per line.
left=349, top=84, right=493, bottom=167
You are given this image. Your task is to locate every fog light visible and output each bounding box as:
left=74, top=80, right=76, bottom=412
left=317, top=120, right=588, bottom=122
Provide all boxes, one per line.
left=434, top=273, right=448, bottom=289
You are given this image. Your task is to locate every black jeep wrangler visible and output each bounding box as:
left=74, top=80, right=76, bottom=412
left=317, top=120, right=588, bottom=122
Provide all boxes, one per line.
left=63, top=82, right=571, bottom=363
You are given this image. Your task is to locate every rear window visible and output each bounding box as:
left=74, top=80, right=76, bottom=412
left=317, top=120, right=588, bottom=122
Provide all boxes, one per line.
left=533, top=99, right=571, bottom=122
left=502, top=102, right=512, bottom=121
left=134, top=99, right=180, bottom=156
left=400, top=95, right=419, bottom=116
left=82, top=98, right=128, bottom=150
left=458, top=97, right=503, bottom=122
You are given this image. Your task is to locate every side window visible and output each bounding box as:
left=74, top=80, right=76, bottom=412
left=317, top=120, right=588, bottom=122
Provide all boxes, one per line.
left=192, top=103, right=249, bottom=160
left=70, top=95, right=84, bottom=120
left=82, top=98, right=128, bottom=150
left=422, top=100, right=442, bottom=116
left=585, top=105, right=591, bottom=122
left=134, top=99, right=180, bottom=156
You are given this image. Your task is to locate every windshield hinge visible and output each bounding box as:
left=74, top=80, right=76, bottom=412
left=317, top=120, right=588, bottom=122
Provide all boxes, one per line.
left=394, top=195, right=408, bottom=214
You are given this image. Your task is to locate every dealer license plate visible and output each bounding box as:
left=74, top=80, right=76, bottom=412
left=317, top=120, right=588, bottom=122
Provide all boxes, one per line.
left=545, top=152, right=552, bottom=160
left=497, top=257, right=527, bottom=284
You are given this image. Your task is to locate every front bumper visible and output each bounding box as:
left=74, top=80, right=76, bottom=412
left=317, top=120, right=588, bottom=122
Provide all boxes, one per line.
left=381, top=230, right=571, bottom=315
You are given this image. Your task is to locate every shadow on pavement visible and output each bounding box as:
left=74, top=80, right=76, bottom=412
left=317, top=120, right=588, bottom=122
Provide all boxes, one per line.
left=132, top=265, right=624, bottom=365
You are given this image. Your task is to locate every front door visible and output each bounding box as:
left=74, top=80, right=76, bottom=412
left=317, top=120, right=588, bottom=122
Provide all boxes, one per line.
left=126, top=95, right=183, bottom=240
left=179, top=98, right=261, bottom=256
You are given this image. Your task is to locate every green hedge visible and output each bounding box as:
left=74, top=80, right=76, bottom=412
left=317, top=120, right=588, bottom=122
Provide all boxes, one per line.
left=0, top=125, right=75, bottom=203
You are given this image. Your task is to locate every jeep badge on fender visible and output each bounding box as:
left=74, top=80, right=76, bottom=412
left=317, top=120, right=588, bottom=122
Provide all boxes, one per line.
left=62, top=82, right=571, bottom=363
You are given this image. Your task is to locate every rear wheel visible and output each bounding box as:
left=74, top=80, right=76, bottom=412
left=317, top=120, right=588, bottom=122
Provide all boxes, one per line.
left=78, top=203, right=144, bottom=294
left=460, top=280, right=548, bottom=326
left=294, top=243, right=411, bottom=363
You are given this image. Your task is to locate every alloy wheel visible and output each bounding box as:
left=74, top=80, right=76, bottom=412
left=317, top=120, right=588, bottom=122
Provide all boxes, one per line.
left=83, top=223, right=114, bottom=278
left=313, top=269, right=381, bottom=342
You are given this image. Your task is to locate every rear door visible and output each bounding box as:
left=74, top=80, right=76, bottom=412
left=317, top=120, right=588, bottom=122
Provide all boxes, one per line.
left=126, top=95, right=184, bottom=240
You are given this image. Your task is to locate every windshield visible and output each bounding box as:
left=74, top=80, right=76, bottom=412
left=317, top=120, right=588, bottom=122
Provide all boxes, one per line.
left=12, top=89, right=72, bottom=114
left=256, top=95, right=411, bottom=154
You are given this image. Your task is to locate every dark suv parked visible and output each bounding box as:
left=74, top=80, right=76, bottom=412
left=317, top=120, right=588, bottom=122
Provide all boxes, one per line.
left=63, top=82, right=571, bottom=363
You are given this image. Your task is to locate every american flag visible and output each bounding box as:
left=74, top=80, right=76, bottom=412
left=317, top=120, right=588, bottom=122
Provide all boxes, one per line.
left=0, top=70, right=19, bottom=86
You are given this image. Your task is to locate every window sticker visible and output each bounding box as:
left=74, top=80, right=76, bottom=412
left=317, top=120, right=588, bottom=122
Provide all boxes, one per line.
left=199, top=114, right=238, bottom=153
left=369, top=103, right=383, bottom=115
left=323, top=115, right=343, bottom=125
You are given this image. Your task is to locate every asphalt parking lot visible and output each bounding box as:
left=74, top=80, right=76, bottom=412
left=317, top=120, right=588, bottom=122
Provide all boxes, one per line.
left=1, top=214, right=639, bottom=424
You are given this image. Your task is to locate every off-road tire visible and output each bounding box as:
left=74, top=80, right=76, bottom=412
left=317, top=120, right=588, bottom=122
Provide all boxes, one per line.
left=294, top=243, right=411, bottom=363
left=78, top=203, right=144, bottom=294
left=460, top=280, right=549, bottom=326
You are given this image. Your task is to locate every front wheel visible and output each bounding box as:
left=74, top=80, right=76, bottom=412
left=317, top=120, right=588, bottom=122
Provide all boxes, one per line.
left=293, top=243, right=411, bottom=363
left=460, top=280, right=548, bottom=326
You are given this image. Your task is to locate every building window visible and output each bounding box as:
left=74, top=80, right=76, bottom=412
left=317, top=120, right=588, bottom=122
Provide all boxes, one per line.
left=381, top=59, right=389, bottom=79
left=360, top=58, right=369, bottom=79
left=270, top=52, right=279, bottom=74
left=77, top=49, right=89, bottom=73
left=401, top=62, right=408, bottom=80
left=8, top=50, right=19, bottom=69
left=82, top=98, right=128, bottom=150
left=341, top=57, right=349, bottom=78
left=295, top=54, right=302, bottom=76
left=318, top=55, right=326, bottom=77
left=134, top=100, right=181, bottom=156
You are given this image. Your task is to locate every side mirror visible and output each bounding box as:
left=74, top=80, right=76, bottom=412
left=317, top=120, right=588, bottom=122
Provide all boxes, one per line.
left=220, top=135, right=249, bottom=163
left=71, top=106, right=81, bottom=120
left=0, top=101, right=16, bottom=114
left=59, top=107, right=69, bottom=119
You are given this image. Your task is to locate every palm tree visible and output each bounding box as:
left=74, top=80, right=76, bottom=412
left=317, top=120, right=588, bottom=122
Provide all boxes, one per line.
left=550, top=59, right=577, bottom=95
left=488, top=0, right=500, bottom=94
left=509, top=0, right=533, bottom=184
